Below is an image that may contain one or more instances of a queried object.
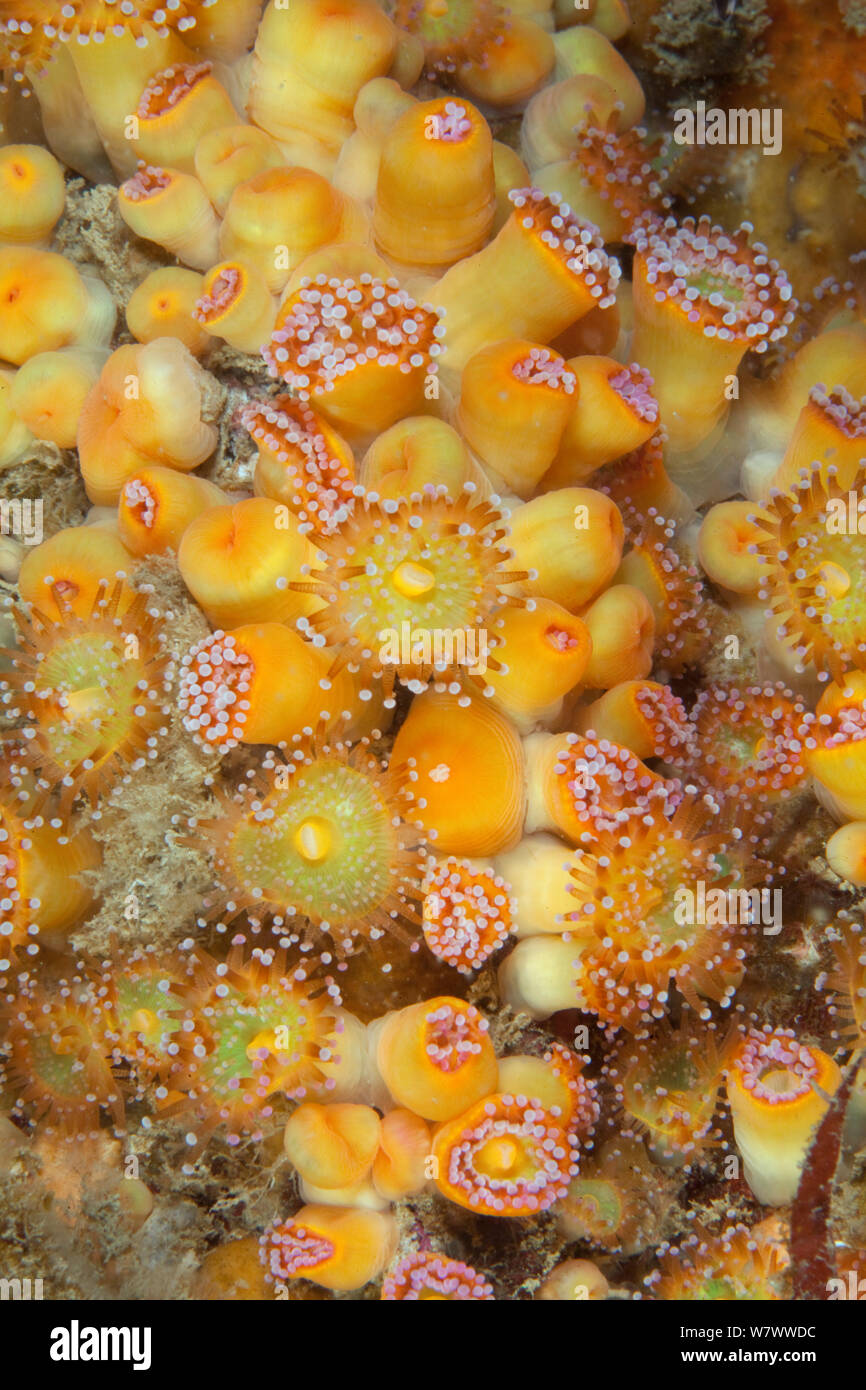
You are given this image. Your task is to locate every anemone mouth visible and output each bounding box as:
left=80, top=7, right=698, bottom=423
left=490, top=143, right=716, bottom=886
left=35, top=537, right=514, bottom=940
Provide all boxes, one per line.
left=629, top=215, right=796, bottom=349
left=137, top=60, right=213, bottom=119
left=110, top=955, right=184, bottom=1079
left=754, top=464, right=866, bottom=680
left=289, top=486, right=524, bottom=697
left=391, top=0, right=506, bottom=74
left=190, top=735, right=426, bottom=956
left=434, top=1094, right=579, bottom=1216
left=120, top=164, right=173, bottom=202
left=0, top=580, right=173, bottom=808
left=193, top=265, right=244, bottom=324
left=121, top=477, right=158, bottom=529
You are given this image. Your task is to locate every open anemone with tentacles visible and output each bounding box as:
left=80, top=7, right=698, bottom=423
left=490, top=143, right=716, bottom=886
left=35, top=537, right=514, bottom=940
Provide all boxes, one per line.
left=153, top=944, right=351, bottom=1151
left=182, top=731, right=427, bottom=958
left=609, top=1019, right=731, bottom=1163
left=687, top=683, right=815, bottom=804
left=563, top=795, right=766, bottom=1030
left=500, top=783, right=767, bottom=1034
left=285, top=484, right=527, bottom=703
left=645, top=1220, right=790, bottom=1300
left=1, top=581, right=174, bottom=810
left=752, top=463, right=866, bottom=682
left=1, top=962, right=124, bottom=1140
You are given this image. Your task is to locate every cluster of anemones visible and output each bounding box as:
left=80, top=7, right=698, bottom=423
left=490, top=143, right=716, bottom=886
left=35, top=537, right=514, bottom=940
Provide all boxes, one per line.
left=255, top=1003, right=598, bottom=1292
left=0, top=940, right=356, bottom=1154
left=1, top=0, right=861, bottom=1310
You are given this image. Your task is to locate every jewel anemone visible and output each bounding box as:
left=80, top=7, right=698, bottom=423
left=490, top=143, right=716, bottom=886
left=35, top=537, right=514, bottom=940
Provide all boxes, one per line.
left=185, top=734, right=426, bottom=956
left=381, top=1249, right=495, bottom=1300
left=629, top=215, right=795, bottom=454
left=753, top=463, right=866, bottom=682
left=688, top=683, right=814, bottom=803
left=2, top=965, right=122, bottom=1139
left=1, top=581, right=174, bottom=809
left=566, top=797, right=760, bottom=1029
left=645, top=1221, right=790, bottom=1300
left=287, top=485, right=525, bottom=701
left=158, top=944, right=348, bottom=1148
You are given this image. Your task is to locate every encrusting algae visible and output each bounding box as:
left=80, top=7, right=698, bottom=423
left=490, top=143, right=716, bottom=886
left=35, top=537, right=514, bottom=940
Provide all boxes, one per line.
left=0, top=0, right=865, bottom=1310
